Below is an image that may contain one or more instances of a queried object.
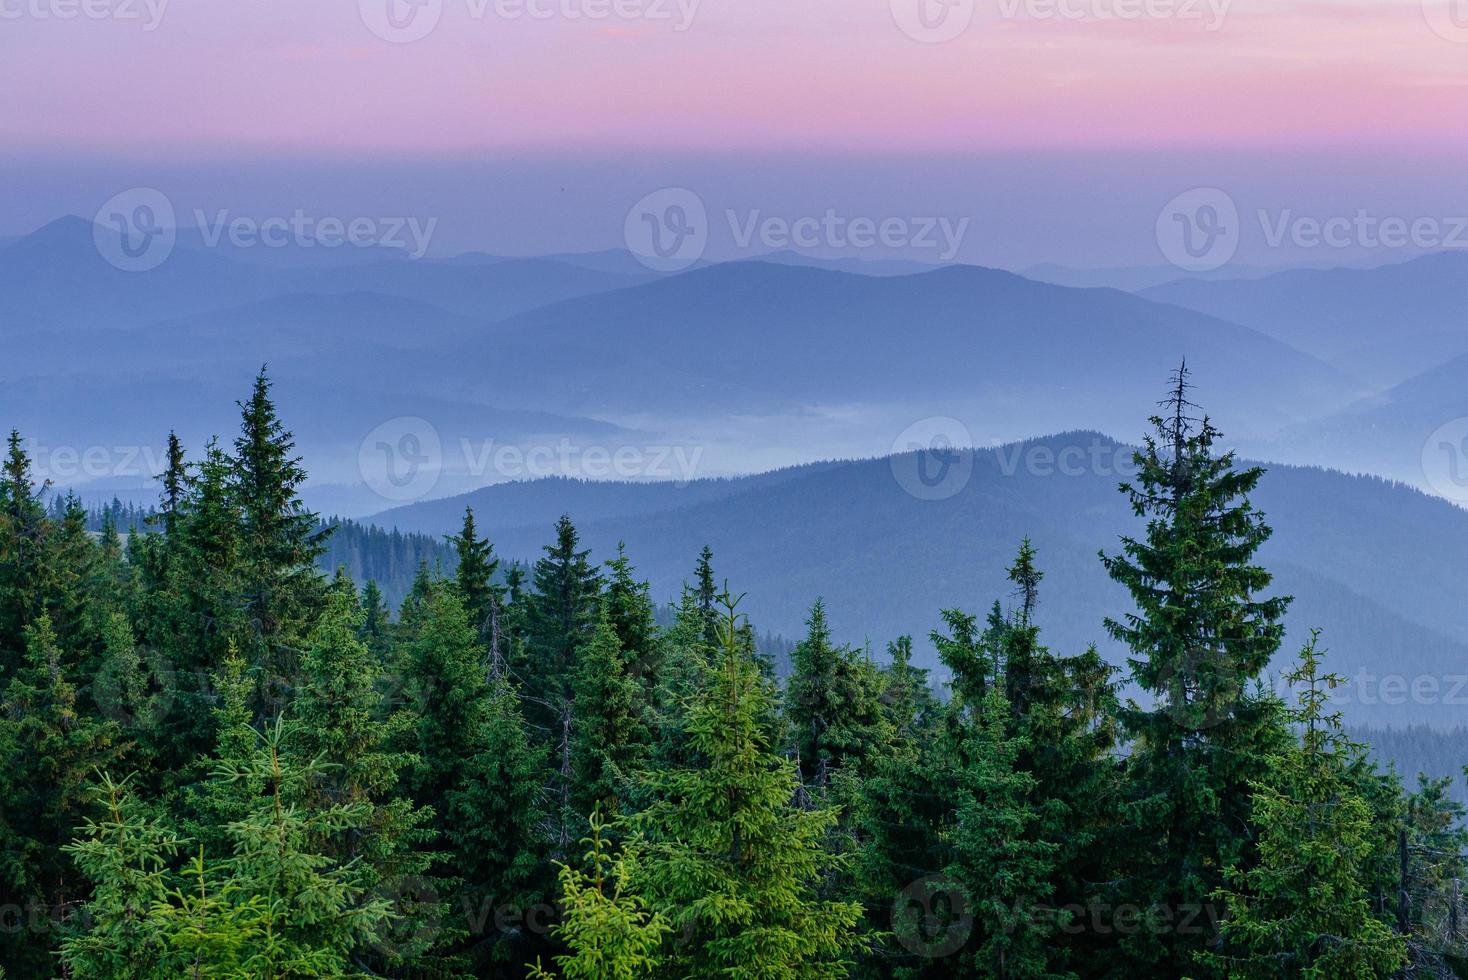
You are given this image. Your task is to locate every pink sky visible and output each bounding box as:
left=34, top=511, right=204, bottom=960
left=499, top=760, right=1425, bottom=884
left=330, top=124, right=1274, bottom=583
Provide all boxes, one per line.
left=3, top=0, right=1466, bottom=155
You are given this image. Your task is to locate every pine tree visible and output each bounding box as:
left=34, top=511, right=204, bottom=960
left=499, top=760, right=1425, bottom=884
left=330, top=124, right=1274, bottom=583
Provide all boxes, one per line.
left=451, top=506, right=503, bottom=650
left=787, top=599, right=890, bottom=793
left=948, top=686, right=1063, bottom=980
left=1100, top=365, right=1292, bottom=974
left=526, top=515, right=602, bottom=853
left=59, top=773, right=181, bottom=977
left=443, top=678, right=551, bottom=965
left=209, top=715, right=397, bottom=976
left=1403, top=773, right=1468, bottom=967
left=693, top=545, right=721, bottom=648
left=603, top=544, right=663, bottom=693
left=528, top=812, right=669, bottom=980
left=570, top=604, right=650, bottom=818
left=0, top=616, right=126, bottom=977
left=292, top=587, right=437, bottom=969
left=158, top=430, right=189, bottom=537
left=152, top=439, right=246, bottom=779
left=0, top=430, right=52, bottom=677
left=1202, top=633, right=1406, bottom=978
left=526, top=514, right=601, bottom=688
left=628, top=592, right=866, bottom=978
left=231, top=368, right=329, bottom=711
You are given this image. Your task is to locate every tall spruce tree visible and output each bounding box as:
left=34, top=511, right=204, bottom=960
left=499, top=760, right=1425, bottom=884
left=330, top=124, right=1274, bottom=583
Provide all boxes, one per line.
left=526, top=515, right=602, bottom=852
left=292, top=587, right=437, bottom=969
left=452, top=506, right=504, bottom=653
left=0, top=431, right=52, bottom=678
left=787, top=599, right=891, bottom=796
left=231, top=368, right=329, bottom=711
left=1100, top=365, right=1292, bottom=975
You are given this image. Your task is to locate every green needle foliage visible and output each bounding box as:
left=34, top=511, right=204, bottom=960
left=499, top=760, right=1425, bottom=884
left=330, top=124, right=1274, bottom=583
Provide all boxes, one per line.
left=628, top=592, right=866, bottom=979
left=528, top=811, right=669, bottom=980
left=2, top=368, right=1458, bottom=979
left=1203, top=633, right=1407, bottom=978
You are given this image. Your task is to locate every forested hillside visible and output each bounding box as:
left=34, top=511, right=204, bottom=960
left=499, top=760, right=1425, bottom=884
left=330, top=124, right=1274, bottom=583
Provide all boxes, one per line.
left=374, top=433, right=1468, bottom=728
left=0, top=367, right=1463, bottom=978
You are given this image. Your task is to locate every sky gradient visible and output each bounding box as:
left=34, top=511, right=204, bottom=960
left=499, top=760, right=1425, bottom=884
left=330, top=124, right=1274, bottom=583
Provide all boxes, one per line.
left=4, top=0, right=1467, bottom=266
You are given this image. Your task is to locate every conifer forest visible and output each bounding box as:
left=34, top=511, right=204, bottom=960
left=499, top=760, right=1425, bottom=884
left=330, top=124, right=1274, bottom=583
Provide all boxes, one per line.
left=1, top=368, right=1462, bottom=979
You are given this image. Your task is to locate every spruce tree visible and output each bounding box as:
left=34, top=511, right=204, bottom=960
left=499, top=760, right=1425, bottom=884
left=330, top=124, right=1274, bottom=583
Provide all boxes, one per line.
left=292, top=587, right=437, bottom=968
left=208, top=715, right=397, bottom=975
left=787, top=599, right=890, bottom=793
left=0, top=616, right=126, bottom=977
left=1100, top=365, right=1291, bottom=974
left=231, top=368, right=329, bottom=710
left=570, top=604, right=650, bottom=818
left=451, top=505, right=504, bottom=650
left=603, top=544, right=663, bottom=692
left=0, top=430, right=51, bottom=677
left=528, top=812, right=669, bottom=980
left=526, top=515, right=602, bottom=852
left=1202, top=633, right=1406, bottom=978
left=628, top=592, right=865, bottom=978
left=59, top=773, right=181, bottom=977
left=948, top=686, right=1063, bottom=979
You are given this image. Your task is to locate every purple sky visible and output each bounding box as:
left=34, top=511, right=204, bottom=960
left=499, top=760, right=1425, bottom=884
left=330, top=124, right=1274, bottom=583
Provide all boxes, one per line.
left=4, top=0, right=1468, bottom=267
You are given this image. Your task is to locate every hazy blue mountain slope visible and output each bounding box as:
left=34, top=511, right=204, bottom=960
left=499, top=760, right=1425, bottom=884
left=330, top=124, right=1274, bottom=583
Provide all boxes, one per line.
left=445, top=261, right=1361, bottom=436
left=376, top=433, right=1468, bottom=725
left=1142, top=251, right=1468, bottom=386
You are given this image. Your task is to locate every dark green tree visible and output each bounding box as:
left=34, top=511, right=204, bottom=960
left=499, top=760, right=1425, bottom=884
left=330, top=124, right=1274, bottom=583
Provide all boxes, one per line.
left=570, top=604, right=650, bottom=818
left=628, top=592, right=866, bottom=978
left=1202, top=633, right=1406, bottom=978
left=1100, top=366, right=1292, bottom=974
